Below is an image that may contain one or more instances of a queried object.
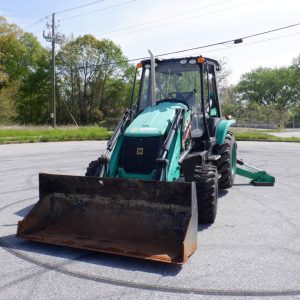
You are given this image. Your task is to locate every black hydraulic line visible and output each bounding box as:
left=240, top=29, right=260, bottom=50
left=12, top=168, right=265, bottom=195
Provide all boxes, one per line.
left=161, top=109, right=184, bottom=159
left=178, top=146, right=192, bottom=164
left=157, top=108, right=184, bottom=181
left=101, top=110, right=131, bottom=176
left=106, top=110, right=130, bottom=152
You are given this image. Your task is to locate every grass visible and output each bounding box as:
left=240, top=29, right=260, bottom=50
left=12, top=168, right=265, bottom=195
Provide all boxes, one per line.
left=0, top=126, right=299, bottom=144
left=232, top=129, right=300, bottom=142
left=0, top=126, right=112, bottom=144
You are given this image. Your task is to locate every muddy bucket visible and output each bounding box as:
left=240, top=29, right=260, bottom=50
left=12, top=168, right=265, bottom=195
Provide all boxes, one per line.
left=17, top=173, right=198, bottom=264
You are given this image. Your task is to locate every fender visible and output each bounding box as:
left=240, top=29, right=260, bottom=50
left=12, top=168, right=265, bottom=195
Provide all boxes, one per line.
left=216, top=119, right=236, bottom=144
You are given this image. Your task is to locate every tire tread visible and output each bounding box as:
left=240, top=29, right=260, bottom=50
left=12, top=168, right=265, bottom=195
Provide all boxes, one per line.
left=194, top=165, right=218, bottom=224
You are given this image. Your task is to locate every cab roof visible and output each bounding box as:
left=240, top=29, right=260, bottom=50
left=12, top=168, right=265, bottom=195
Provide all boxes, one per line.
left=140, top=56, right=220, bottom=70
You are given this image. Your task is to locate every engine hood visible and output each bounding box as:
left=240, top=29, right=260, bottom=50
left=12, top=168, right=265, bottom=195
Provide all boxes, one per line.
left=125, top=102, right=187, bottom=137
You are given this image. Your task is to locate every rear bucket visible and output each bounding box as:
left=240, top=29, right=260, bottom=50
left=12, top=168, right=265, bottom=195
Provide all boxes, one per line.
left=17, top=173, right=198, bottom=264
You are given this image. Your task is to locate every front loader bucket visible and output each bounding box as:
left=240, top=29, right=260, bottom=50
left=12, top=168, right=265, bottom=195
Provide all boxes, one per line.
left=17, top=174, right=198, bottom=264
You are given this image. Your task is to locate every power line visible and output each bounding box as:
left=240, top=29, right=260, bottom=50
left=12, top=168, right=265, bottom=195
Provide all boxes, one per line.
left=28, top=0, right=255, bottom=35
left=23, top=0, right=107, bottom=29
left=73, top=20, right=300, bottom=69
left=241, top=23, right=300, bottom=40
left=103, top=0, right=261, bottom=38
left=132, top=21, right=300, bottom=61
left=204, top=31, right=300, bottom=55
left=102, top=0, right=234, bottom=35
left=24, top=16, right=50, bottom=30
left=55, top=0, right=106, bottom=15
left=59, top=0, right=137, bottom=21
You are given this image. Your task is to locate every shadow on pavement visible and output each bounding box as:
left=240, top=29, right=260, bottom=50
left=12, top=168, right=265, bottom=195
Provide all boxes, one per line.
left=198, top=224, right=211, bottom=231
left=218, top=189, right=228, bottom=198
left=15, top=204, right=34, bottom=217
left=0, top=233, right=182, bottom=276
left=196, top=189, right=228, bottom=231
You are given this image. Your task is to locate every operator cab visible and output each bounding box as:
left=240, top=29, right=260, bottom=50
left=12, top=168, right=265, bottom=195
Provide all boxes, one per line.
left=135, top=56, right=222, bottom=139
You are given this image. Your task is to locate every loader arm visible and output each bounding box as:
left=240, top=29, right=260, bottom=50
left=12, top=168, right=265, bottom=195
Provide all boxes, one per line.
left=98, top=110, right=132, bottom=177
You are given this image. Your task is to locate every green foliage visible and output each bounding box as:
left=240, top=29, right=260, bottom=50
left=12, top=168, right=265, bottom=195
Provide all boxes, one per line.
left=290, top=54, right=300, bottom=119
left=0, top=16, right=50, bottom=124
left=0, top=18, right=135, bottom=126
left=56, top=35, right=135, bottom=125
left=0, top=16, right=22, bottom=87
left=291, top=102, right=300, bottom=119
left=221, top=85, right=292, bottom=127
left=0, top=17, right=44, bottom=86
left=219, top=85, right=241, bottom=117
left=216, top=57, right=232, bottom=88
left=0, top=86, right=18, bottom=123
left=221, top=64, right=300, bottom=127
left=1, top=15, right=300, bottom=130
left=237, top=67, right=299, bottom=111
left=16, top=52, right=51, bottom=124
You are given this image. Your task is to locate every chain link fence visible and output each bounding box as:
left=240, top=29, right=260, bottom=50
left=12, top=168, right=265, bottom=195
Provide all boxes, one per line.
left=285, top=118, right=300, bottom=128
left=233, top=122, right=277, bottom=129
left=232, top=118, right=300, bottom=129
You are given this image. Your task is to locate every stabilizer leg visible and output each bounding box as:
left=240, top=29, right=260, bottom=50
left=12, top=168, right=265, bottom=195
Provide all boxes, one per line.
left=236, top=159, right=275, bottom=186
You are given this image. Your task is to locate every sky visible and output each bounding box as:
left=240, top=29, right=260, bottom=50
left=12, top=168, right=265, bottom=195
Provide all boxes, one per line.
left=1, top=0, right=300, bottom=84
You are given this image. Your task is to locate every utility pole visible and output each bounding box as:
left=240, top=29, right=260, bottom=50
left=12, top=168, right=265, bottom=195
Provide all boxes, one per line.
left=43, top=13, right=65, bottom=128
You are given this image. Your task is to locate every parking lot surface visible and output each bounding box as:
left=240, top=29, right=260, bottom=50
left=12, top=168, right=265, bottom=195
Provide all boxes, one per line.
left=0, top=141, right=299, bottom=299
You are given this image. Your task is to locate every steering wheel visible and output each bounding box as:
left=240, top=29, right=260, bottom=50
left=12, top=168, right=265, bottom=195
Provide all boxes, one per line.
left=168, top=91, right=195, bottom=101
left=167, top=92, right=177, bottom=99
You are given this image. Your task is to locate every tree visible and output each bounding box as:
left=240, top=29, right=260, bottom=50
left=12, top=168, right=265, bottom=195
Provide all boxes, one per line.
left=291, top=54, right=300, bottom=111
left=219, top=85, right=243, bottom=119
left=236, top=67, right=298, bottom=112
left=0, top=86, right=18, bottom=124
left=0, top=16, right=21, bottom=88
left=0, top=16, right=50, bottom=124
left=216, top=57, right=232, bottom=88
left=16, top=52, right=51, bottom=124
left=56, top=35, right=135, bottom=125
left=0, top=17, right=45, bottom=86
left=231, top=66, right=300, bottom=126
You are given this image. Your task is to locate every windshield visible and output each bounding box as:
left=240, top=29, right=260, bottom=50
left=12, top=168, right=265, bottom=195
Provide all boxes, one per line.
left=138, top=60, right=201, bottom=111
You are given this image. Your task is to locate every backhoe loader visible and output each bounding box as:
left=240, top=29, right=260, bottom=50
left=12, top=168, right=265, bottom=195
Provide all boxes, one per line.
left=17, top=53, right=274, bottom=264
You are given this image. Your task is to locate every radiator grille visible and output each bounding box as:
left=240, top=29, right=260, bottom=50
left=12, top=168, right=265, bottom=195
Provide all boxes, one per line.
left=119, top=136, right=163, bottom=174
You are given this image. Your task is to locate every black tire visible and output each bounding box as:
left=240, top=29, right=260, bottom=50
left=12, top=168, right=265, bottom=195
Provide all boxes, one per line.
left=215, top=132, right=237, bottom=189
left=194, top=165, right=218, bottom=224
left=85, top=159, right=103, bottom=177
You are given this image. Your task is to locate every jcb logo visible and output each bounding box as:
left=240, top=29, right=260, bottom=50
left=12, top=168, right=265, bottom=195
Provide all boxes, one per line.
left=136, top=148, right=144, bottom=155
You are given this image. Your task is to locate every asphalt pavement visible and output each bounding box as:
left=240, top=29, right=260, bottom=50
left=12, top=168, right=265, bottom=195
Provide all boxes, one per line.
left=0, top=141, right=299, bottom=300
